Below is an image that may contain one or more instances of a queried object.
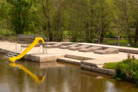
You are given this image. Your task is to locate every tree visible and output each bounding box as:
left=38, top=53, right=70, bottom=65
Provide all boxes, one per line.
left=0, top=0, right=137, bottom=45
left=0, top=0, right=9, bottom=30
left=52, top=0, right=65, bottom=41
left=7, top=0, right=33, bottom=34
left=84, top=0, right=96, bottom=43
left=113, top=0, right=138, bottom=45
left=132, top=0, right=138, bottom=45
left=95, top=0, right=111, bottom=43
left=40, top=0, right=53, bottom=41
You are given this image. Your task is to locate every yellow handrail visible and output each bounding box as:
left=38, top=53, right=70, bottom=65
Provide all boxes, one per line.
left=9, top=37, right=45, bottom=62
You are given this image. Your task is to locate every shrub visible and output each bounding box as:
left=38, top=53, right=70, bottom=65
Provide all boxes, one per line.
left=104, top=59, right=138, bottom=83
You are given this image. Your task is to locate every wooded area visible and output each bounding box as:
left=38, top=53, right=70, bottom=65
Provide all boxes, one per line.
left=0, top=0, right=137, bottom=46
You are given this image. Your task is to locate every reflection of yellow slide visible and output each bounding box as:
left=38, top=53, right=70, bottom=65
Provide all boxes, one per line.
left=9, top=63, right=45, bottom=83
left=9, top=37, right=45, bottom=63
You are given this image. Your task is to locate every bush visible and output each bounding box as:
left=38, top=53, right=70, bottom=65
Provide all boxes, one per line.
left=0, top=29, right=14, bottom=36
left=104, top=59, right=138, bottom=83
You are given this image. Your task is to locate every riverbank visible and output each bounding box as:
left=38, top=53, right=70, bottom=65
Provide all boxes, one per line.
left=104, top=59, right=138, bottom=83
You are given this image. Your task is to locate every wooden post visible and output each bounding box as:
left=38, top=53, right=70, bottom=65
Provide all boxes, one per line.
left=98, top=36, right=100, bottom=43
left=117, top=35, right=120, bottom=46
left=116, top=35, right=120, bottom=46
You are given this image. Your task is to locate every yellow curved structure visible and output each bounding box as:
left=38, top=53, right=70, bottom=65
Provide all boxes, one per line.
left=9, top=63, right=45, bottom=83
left=9, top=37, right=45, bottom=63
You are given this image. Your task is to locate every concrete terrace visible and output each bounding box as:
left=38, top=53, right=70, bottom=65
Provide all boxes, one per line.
left=0, top=41, right=138, bottom=65
left=0, top=41, right=138, bottom=75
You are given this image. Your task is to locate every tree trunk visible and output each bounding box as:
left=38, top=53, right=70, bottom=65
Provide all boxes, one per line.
left=124, top=0, right=132, bottom=44
left=41, top=0, right=53, bottom=41
left=58, top=8, right=63, bottom=41
left=134, top=20, right=138, bottom=45
left=100, top=28, right=105, bottom=43
left=127, top=26, right=132, bottom=44
left=89, top=9, right=94, bottom=43
left=100, top=6, right=105, bottom=43
left=85, top=22, right=89, bottom=42
left=48, top=20, right=53, bottom=41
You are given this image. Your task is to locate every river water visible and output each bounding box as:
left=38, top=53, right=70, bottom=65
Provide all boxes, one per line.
left=0, top=55, right=138, bottom=92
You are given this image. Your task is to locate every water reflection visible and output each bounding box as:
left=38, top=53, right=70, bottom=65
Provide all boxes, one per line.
left=9, top=63, right=45, bottom=83
left=0, top=56, right=138, bottom=92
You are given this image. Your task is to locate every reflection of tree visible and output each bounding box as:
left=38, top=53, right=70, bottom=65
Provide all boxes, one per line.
left=42, top=66, right=81, bottom=92
left=0, top=61, right=26, bottom=92
left=0, top=55, right=24, bottom=92
left=0, top=58, right=46, bottom=92
left=113, top=80, right=137, bottom=92
left=81, top=72, right=106, bottom=92
left=0, top=61, right=7, bottom=83
left=1, top=56, right=138, bottom=92
left=0, top=60, right=108, bottom=92
left=9, top=63, right=45, bottom=83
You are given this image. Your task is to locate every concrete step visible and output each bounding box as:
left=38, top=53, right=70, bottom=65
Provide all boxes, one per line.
left=8, top=53, right=19, bottom=56
left=6, top=52, right=19, bottom=58
left=65, top=54, right=93, bottom=60
left=57, top=57, right=81, bottom=65
left=97, top=65, right=104, bottom=68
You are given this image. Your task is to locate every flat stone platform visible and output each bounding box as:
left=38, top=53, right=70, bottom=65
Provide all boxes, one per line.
left=0, top=41, right=138, bottom=75
left=23, top=54, right=64, bottom=63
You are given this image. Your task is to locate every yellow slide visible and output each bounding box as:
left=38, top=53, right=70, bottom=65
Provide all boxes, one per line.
left=9, top=63, right=45, bottom=83
left=9, top=37, right=45, bottom=63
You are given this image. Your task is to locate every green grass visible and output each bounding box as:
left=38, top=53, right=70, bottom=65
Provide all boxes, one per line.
left=104, top=59, right=138, bottom=82
left=103, top=62, right=121, bottom=69
left=103, top=39, right=129, bottom=46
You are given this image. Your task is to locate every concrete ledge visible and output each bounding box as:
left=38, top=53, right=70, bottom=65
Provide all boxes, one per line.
left=65, top=54, right=93, bottom=60
left=80, top=43, right=138, bottom=54
left=57, top=56, right=116, bottom=76
left=0, top=48, right=65, bottom=63
left=59, top=46, right=68, bottom=49
left=81, top=64, right=116, bottom=76
left=57, top=57, right=81, bottom=65
left=23, top=54, right=64, bottom=63
left=78, top=46, right=102, bottom=52
left=0, top=49, right=20, bottom=55
left=54, top=42, right=138, bottom=54
left=81, top=61, right=98, bottom=67
left=94, top=48, right=119, bottom=54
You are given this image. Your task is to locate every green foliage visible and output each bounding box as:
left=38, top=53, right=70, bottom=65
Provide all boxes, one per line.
left=104, top=59, right=138, bottom=82
left=7, top=0, right=33, bottom=34
left=0, top=0, right=9, bottom=20
left=0, top=0, right=10, bottom=31
left=0, top=0, right=137, bottom=45
left=103, top=39, right=129, bottom=46
left=103, top=62, right=121, bottom=69
left=0, top=29, right=14, bottom=36
left=105, top=31, right=116, bottom=38
left=7, top=36, right=18, bottom=41
left=63, top=30, right=69, bottom=39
